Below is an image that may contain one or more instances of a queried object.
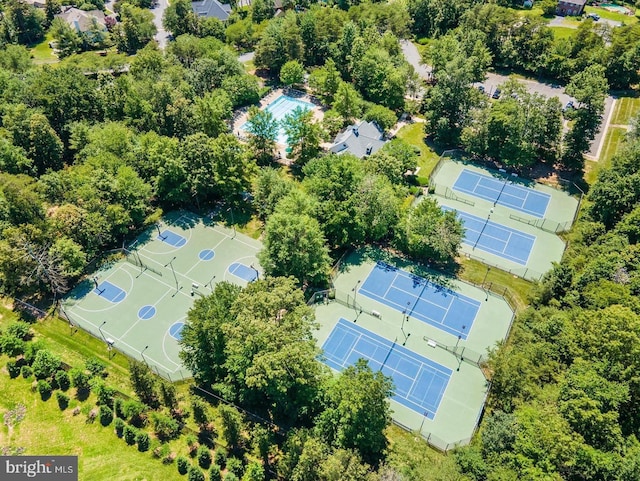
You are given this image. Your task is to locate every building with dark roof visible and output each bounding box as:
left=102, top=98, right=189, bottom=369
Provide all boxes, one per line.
left=557, top=0, right=587, bottom=16
left=191, top=0, right=232, bottom=21
left=329, top=120, right=386, bottom=158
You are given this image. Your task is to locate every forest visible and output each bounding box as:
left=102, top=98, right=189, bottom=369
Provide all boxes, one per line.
left=0, top=0, right=640, bottom=478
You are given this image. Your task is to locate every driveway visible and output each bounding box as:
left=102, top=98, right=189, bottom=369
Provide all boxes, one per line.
left=151, top=0, right=171, bottom=49
left=400, top=41, right=614, bottom=161
left=238, top=51, right=255, bottom=63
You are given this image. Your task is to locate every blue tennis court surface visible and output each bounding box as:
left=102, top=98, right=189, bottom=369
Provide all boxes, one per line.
left=453, top=209, right=536, bottom=265
left=322, top=319, right=452, bottom=419
left=453, top=169, right=550, bottom=218
left=158, top=229, right=187, bottom=247
left=359, top=263, right=480, bottom=339
left=94, top=281, right=126, bottom=303
left=228, top=262, right=258, bottom=282
left=169, top=322, right=184, bottom=341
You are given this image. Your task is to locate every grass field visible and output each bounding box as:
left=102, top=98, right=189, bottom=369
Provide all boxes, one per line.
left=395, top=122, right=440, bottom=181
left=550, top=26, right=577, bottom=40
left=611, top=96, right=640, bottom=125
left=585, top=5, right=638, bottom=24
left=599, top=126, right=627, bottom=164
left=30, top=32, right=58, bottom=64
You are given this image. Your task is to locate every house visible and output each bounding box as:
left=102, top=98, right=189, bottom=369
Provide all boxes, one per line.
left=329, top=121, right=386, bottom=158
left=191, top=0, right=232, bottom=21
left=556, top=0, right=586, bottom=16
left=23, top=0, right=47, bottom=8
left=55, top=7, right=107, bottom=33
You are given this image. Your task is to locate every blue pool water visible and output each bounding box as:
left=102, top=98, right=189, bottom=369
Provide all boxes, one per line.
left=241, top=95, right=315, bottom=146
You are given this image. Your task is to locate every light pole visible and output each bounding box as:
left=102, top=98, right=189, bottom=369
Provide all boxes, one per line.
left=352, top=280, right=361, bottom=306
left=227, top=206, right=236, bottom=238
left=455, top=325, right=466, bottom=351
left=419, top=411, right=428, bottom=433
left=98, top=321, right=107, bottom=342
left=482, top=267, right=491, bottom=301
left=164, top=256, right=179, bottom=294
left=141, top=345, right=149, bottom=365
left=250, top=264, right=259, bottom=281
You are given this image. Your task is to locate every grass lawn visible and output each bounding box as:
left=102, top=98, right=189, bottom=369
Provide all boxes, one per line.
left=30, top=32, right=58, bottom=65
left=585, top=5, right=638, bottom=24
left=599, top=126, right=627, bottom=164
left=395, top=122, right=440, bottom=181
left=550, top=26, right=577, bottom=40
left=386, top=425, right=465, bottom=480
left=611, top=96, right=640, bottom=125
left=0, top=372, right=186, bottom=481
left=457, top=257, right=532, bottom=313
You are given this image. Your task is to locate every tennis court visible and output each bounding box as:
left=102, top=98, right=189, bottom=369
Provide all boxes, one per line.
left=322, top=318, right=452, bottom=419
left=240, top=94, right=316, bottom=145
left=61, top=211, right=263, bottom=380
left=453, top=169, right=550, bottom=218
left=453, top=210, right=536, bottom=265
left=358, top=262, right=480, bottom=339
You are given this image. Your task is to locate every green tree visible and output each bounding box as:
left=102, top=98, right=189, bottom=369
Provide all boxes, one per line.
left=316, top=359, right=392, bottom=464
left=332, top=82, right=363, bottom=123
left=252, top=168, right=293, bottom=221
left=129, top=360, right=159, bottom=408
left=279, top=60, right=305, bottom=86
left=188, top=465, right=205, bottom=481
left=179, top=282, right=241, bottom=388
left=151, top=412, right=181, bottom=441
left=218, top=405, right=243, bottom=451
left=241, top=462, right=264, bottom=481
left=163, top=0, right=199, bottom=37
left=395, top=197, right=463, bottom=265
left=193, top=91, right=232, bottom=139
left=281, top=107, right=322, bottom=165
left=31, top=350, right=62, bottom=379
left=197, top=445, right=212, bottom=469
left=562, top=65, right=609, bottom=170
left=113, top=4, right=156, bottom=54
left=245, top=107, right=278, bottom=165
left=258, top=210, right=331, bottom=286
left=50, top=18, right=81, bottom=58
left=363, top=105, right=397, bottom=133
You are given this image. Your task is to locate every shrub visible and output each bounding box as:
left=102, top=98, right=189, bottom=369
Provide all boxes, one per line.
left=124, top=425, right=138, bottom=445
left=0, top=335, right=25, bottom=357
left=7, top=321, right=31, bottom=340
left=99, top=405, right=113, bottom=426
left=85, top=357, right=107, bottom=377
left=37, top=379, right=52, bottom=400
left=20, top=365, right=33, bottom=379
left=23, top=339, right=46, bottom=365
left=69, top=368, right=91, bottom=400
left=136, top=431, right=150, bottom=452
left=226, top=457, right=243, bottom=478
left=197, top=445, right=211, bottom=469
left=364, top=104, right=398, bottom=132
left=214, top=448, right=227, bottom=468
left=153, top=443, right=170, bottom=459
left=223, top=473, right=239, bottom=481
left=92, top=380, right=115, bottom=406
left=187, top=465, right=205, bottom=481
left=56, top=392, right=69, bottom=410
left=209, top=465, right=222, bottom=481
left=151, top=412, right=181, bottom=441
left=32, top=350, right=62, bottom=379
left=114, top=418, right=125, bottom=437
left=177, top=456, right=189, bottom=475
left=122, top=399, right=147, bottom=427
left=163, top=452, right=176, bottom=465
left=6, top=360, right=20, bottom=378
left=114, top=397, right=125, bottom=418
left=55, top=370, right=70, bottom=391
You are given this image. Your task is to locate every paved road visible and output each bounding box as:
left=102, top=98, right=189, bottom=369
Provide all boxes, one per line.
left=238, top=51, right=255, bottom=63
left=151, top=0, right=170, bottom=49
left=400, top=40, right=614, bottom=160
left=548, top=14, right=621, bottom=29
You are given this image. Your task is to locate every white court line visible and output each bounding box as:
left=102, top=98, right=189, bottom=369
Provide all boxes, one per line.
left=122, top=262, right=194, bottom=301
left=119, top=279, right=177, bottom=340
left=382, top=272, right=401, bottom=299
left=75, top=267, right=135, bottom=314
left=183, top=236, right=228, bottom=277
left=66, top=308, right=181, bottom=372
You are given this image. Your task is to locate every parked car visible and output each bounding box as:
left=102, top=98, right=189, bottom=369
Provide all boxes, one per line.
left=492, top=88, right=501, bottom=99
left=586, top=12, right=600, bottom=20
left=477, top=85, right=485, bottom=94
left=563, top=101, right=575, bottom=112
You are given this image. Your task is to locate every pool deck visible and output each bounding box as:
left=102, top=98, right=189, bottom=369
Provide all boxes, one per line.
left=232, top=87, right=325, bottom=161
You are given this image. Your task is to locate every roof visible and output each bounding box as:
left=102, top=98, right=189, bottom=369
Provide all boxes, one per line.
left=329, top=120, right=386, bottom=158
left=558, top=0, right=587, bottom=5
left=191, top=0, right=232, bottom=21
left=56, top=8, right=106, bottom=33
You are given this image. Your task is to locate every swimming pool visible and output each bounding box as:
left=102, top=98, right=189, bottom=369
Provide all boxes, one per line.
left=241, top=95, right=315, bottom=146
